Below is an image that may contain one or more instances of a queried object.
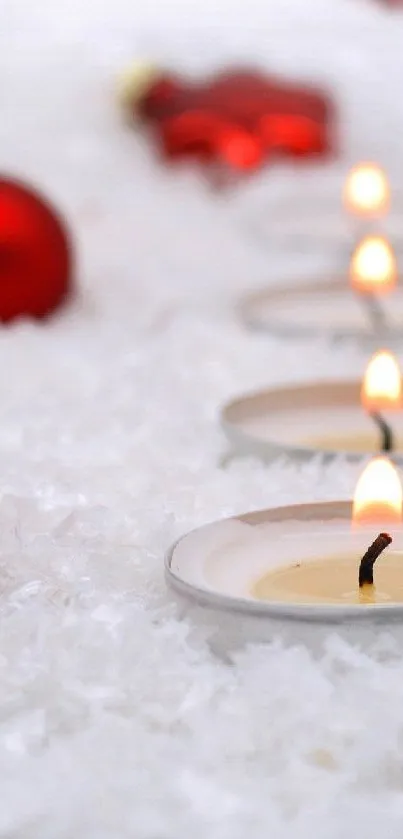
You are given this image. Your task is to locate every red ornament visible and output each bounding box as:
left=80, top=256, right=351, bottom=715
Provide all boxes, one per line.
left=123, top=65, right=335, bottom=177
left=0, top=177, right=72, bottom=322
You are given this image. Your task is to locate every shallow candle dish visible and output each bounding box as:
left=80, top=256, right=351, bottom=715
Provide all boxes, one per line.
left=166, top=502, right=403, bottom=654
left=243, top=175, right=403, bottom=258
left=240, top=278, right=403, bottom=345
left=220, top=380, right=403, bottom=464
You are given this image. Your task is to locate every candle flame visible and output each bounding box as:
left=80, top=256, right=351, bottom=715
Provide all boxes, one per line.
left=344, top=163, right=390, bottom=217
left=352, top=457, right=403, bottom=526
left=361, top=350, right=402, bottom=411
left=350, top=236, right=397, bottom=294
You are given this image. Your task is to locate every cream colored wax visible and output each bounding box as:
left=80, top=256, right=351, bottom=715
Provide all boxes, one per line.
left=304, top=433, right=403, bottom=454
left=252, top=552, right=403, bottom=604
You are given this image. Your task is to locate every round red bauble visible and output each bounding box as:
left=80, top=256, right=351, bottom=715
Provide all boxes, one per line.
left=0, top=176, right=72, bottom=322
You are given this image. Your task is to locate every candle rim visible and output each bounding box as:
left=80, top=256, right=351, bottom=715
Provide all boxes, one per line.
left=241, top=278, right=403, bottom=343
left=222, top=378, right=403, bottom=462
left=166, top=501, right=403, bottom=619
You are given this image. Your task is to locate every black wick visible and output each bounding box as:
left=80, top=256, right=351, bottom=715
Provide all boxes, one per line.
left=369, top=411, right=394, bottom=452
left=359, top=532, right=392, bottom=587
left=359, top=292, right=387, bottom=332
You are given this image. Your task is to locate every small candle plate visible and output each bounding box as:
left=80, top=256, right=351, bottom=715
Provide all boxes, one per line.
left=166, top=502, right=403, bottom=653
left=249, top=199, right=403, bottom=256
left=220, top=380, right=403, bottom=463
left=240, top=278, right=403, bottom=344
left=242, top=174, right=403, bottom=258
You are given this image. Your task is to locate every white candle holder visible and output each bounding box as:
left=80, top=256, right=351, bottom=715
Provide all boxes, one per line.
left=242, top=172, right=403, bottom=261
left=166, top=502, right=403, bottom=655
left=240, top=278, right=403, bottom=345
left=221, top=381, right=403, bottom=464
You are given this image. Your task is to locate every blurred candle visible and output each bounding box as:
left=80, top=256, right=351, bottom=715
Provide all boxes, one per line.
left=344, top=163, right=390, bottom=217
left=350, top=236, right=397, bottom=295
left=361, top=350, right=402, bottom=412
left=360, top=350, right=402, bottom=453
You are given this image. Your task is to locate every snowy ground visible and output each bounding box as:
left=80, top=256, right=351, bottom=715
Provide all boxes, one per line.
left=2, top=0, right=403, bottom=836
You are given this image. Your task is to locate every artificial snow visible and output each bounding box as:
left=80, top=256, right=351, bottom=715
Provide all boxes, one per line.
left=2, top=0, right=403, bottom=835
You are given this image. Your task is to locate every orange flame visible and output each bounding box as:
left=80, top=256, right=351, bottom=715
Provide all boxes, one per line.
left=352, top=457, right=403, bottom=526
left=344, top=163, right=390, bottom=217
left=361, top=350, right=402, bottom=412
left=350, top=236, right=397, bottom=294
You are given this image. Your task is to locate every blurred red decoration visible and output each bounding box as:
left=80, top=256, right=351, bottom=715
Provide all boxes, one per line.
left=123, top=66, right=336, bottom=177
left=0, top=177, right=72, bottom=322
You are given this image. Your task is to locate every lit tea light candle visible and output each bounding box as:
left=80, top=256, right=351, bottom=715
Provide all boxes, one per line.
left=351, top=236, right=397, bottom=292
left=350, top=235, right=397, bottom=329
left=241, top=162, right=403, bottom=343
left=311, top=350, right=403, bottom=454
left=167, top=459, right=403, bottom=651
left=241, top=274, right=403, bottom=345
left=248, top=162, right=396, bottom=256
left=361, top=350, right=402, bottom=451
left=299, top=350, right=403, bottom=454
left=255, top=458, right=403, bottom=605
left=221, top=353, right=403, bottom=462
left=343, top=162, right=390, bottom=219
